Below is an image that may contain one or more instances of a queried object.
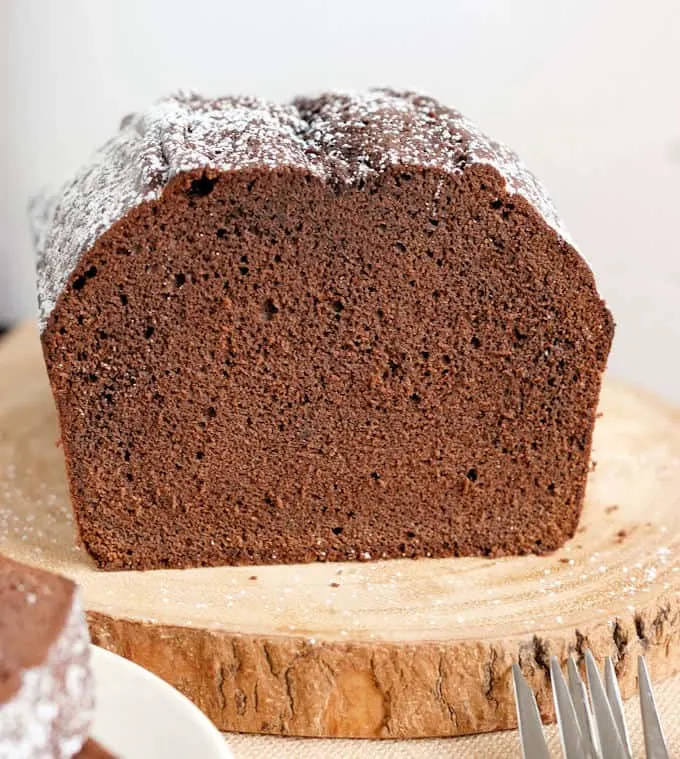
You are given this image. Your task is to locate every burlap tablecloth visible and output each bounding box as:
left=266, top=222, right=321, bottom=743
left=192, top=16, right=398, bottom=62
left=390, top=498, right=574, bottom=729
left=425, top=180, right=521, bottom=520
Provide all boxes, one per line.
left=222, top=672, right=680, bottom=757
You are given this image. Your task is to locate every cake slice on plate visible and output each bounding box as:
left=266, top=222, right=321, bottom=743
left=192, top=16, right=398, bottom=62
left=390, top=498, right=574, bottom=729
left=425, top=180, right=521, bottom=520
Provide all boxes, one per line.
left=0, top=555, right=114, bottom=758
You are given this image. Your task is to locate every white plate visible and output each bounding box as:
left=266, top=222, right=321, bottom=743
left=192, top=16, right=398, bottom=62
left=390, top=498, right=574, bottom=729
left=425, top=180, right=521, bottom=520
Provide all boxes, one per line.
left=90, top=646, right=233, bottom=759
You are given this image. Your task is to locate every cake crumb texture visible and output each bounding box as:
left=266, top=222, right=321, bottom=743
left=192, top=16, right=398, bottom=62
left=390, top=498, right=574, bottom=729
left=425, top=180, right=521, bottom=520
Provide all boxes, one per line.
left=35, top=90, right=614, bottom=570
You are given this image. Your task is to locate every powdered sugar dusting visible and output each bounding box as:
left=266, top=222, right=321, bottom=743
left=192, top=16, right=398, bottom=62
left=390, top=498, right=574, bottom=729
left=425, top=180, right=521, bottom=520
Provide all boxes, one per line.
left=296, top=90, right=468, bottom=182
left=460, top=114, right=573, bottom=246
left=0, top=591, right=93, bottom=759
left=157, top=94, right=318, bottom=178
left=296, top=90, right=572, bottom=244
left=34, top=88, right=576, bottom=332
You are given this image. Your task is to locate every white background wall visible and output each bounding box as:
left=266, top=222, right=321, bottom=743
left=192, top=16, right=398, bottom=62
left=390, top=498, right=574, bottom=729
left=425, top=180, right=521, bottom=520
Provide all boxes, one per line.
left=2, top=0, right=679, bottom=401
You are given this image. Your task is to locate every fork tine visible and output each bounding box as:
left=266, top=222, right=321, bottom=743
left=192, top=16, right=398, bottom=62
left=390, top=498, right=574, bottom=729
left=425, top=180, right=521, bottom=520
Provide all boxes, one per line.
left=638, top=656, right=670, bottom=759
left=567, top=657, right=600, bottom=758
left=550, top=657, right=590, bottom=759
left=512, top=664, right=551, bottom=759
left=604, top=657, right=632, bottom=758
left=585, top=651, right=628, bottom=759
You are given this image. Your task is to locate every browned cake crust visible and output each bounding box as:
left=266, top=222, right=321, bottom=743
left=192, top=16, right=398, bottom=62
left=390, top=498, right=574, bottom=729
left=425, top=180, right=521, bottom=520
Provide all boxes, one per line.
left=36, top=90, right=614, bottom=570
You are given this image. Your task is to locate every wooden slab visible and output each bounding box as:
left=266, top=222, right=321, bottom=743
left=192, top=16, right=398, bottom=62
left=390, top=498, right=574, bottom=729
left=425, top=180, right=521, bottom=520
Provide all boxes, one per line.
left=2, top=323, right=680, bottom=738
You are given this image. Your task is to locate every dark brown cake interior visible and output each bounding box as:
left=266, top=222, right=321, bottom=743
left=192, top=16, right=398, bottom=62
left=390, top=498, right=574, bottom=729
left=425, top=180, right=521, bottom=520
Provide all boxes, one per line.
left=0, top=555, right=75, bottom=702
left=43, top=163, right=613, bottom=570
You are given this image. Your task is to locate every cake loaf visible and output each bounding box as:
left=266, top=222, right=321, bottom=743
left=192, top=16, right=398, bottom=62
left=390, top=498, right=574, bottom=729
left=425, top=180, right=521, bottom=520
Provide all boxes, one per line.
left=0, top=555, right=94, bottom=759
left=34, top=89, right=614, bottom=570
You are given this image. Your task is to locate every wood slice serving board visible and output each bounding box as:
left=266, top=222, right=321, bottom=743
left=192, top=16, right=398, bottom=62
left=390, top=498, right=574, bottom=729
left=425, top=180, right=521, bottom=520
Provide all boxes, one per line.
left=2, top=324, right=680, bottom=739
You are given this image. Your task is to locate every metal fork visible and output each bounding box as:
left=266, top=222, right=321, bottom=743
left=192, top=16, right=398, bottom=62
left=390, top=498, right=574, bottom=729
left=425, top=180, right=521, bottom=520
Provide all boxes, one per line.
left=512, top=652, right=670, bottom=758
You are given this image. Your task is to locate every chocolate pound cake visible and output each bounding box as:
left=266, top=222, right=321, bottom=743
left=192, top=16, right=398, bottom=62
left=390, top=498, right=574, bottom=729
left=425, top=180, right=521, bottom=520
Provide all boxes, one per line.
left=34, top=89, right=614, bottom=570
left=0, top=555, right=94, bottom=758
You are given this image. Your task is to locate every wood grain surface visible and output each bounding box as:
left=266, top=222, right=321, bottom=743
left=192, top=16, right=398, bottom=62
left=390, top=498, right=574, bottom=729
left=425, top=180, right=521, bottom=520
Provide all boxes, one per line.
left=1, top=323, right=680, bottom=738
